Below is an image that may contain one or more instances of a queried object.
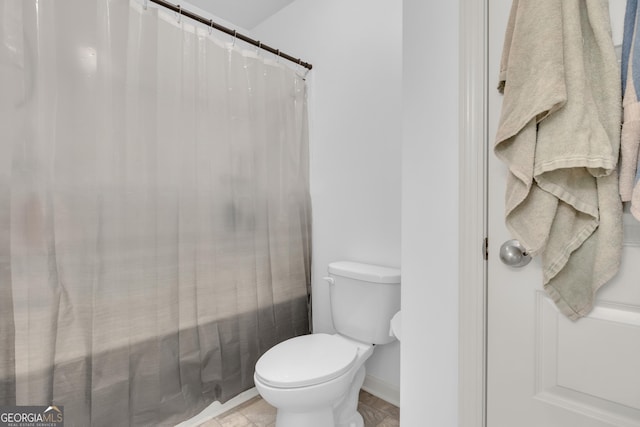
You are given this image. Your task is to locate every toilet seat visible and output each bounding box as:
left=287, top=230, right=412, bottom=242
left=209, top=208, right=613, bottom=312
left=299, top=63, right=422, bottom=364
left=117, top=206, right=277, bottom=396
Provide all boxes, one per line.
left=255, top=333, right=358, bottom=388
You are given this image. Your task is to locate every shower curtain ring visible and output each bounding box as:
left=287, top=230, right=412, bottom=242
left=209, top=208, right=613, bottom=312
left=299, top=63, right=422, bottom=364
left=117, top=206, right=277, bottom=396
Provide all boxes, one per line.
left=276, top=49, right=280, bottom=63
left=177, top=5, right=182, bottom=23
left=257, top=41, right=262, bottom=55
left=209, top=19, right=214, bottom=35
left=232, top=30, right=237, bottom=47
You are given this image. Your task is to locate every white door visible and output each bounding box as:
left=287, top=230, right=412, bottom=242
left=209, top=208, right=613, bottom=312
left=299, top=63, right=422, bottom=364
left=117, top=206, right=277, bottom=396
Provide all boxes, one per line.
left=487, top=1, right=640, bottom=426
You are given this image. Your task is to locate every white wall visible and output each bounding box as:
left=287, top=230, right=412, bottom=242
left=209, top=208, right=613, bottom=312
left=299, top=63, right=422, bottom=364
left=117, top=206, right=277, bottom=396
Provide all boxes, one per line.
left=402, top=0, right=459, bottom=426
left=254, top=0, right=402, bottom=393
left=255, top=1, right=461, bottom=423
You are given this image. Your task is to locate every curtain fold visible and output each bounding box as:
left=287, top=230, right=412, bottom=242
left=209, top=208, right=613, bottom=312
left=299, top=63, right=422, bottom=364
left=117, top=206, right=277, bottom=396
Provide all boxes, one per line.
left=0, top=1, right=311, bottom=425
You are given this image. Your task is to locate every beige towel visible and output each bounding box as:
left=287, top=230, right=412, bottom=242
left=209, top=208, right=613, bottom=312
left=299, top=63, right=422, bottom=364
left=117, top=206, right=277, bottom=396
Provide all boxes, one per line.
left=495, top=0, right=622, bottom=320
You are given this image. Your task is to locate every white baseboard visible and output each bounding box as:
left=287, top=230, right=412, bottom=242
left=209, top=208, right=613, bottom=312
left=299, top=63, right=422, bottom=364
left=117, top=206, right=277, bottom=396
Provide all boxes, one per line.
left=362, top=374, right=400, bottom=408
left=175, top=387, right=259, bottom=427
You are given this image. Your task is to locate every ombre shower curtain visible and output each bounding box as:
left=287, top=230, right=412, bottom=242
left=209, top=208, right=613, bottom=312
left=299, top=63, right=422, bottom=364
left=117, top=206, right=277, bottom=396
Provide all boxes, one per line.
left=0, top=0, right=311, bottom=425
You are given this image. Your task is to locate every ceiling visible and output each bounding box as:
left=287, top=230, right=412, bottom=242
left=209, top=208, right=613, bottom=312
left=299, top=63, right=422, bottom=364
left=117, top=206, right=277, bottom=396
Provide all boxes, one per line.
left=185, top=0, right=296, bottom=29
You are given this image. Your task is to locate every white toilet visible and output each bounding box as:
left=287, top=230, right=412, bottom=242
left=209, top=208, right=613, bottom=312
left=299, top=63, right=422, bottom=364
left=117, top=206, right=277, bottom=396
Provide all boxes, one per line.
left=253, top=261, right=401, bottom=427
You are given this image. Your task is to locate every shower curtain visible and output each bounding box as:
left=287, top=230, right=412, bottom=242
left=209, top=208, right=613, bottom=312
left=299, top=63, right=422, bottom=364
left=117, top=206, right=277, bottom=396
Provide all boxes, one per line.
left=0, top=0, right=311, bottom=425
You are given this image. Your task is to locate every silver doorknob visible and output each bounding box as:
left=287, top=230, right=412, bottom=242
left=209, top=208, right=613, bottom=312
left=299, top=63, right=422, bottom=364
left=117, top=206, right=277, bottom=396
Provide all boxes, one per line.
left=499, top=239, right=531, bottom=267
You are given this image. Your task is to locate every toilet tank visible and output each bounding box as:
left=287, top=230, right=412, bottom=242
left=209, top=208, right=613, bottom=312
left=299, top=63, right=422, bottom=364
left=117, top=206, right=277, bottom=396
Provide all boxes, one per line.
left=327, top=261, right=401, bottom=345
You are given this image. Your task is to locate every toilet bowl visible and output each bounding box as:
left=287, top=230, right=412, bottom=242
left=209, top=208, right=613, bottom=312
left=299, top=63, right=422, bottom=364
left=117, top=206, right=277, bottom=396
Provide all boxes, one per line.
left=253, top=261, right=401, bottom=427
left=254, top=333, right=373, bottom=427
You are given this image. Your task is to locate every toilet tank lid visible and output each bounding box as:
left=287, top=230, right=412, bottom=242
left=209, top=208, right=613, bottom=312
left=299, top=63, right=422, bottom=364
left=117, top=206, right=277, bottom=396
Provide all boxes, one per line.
left=328, top=261, right=400, bottom=284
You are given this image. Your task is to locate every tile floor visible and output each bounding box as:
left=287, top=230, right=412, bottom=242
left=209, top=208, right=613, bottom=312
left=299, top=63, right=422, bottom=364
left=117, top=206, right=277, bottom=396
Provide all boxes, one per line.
left=198, top=390, right=399, bottom=427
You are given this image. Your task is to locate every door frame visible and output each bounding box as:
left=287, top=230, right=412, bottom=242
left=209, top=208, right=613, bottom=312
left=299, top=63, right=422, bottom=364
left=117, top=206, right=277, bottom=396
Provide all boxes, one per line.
left=459, top=0, right=488, bottom=426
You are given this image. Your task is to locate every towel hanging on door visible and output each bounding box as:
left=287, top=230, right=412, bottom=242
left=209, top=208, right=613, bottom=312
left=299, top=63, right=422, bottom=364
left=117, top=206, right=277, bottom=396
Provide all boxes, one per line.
left=494, top=0, right=622, bottom=320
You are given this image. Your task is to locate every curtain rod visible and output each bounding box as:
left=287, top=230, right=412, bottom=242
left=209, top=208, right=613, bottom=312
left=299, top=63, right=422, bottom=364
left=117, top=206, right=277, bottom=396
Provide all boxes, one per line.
left=148, top=0, right=313, bottom=70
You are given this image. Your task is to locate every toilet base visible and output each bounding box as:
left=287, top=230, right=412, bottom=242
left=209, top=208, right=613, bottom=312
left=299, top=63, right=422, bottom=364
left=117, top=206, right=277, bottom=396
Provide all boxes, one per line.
left=275, top=408, right=334, bottom=427
left=343, top=411, right=364, bottom=427
left=274, top=407, right=364, bottom=427
left=271, top=366, right=367, bottom=427
left=334, top=365, right=366, bottom=427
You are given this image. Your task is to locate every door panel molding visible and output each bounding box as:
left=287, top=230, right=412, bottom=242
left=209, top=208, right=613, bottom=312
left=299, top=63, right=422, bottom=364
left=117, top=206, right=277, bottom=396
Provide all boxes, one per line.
left=535, top=292, right=640, bottom=424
